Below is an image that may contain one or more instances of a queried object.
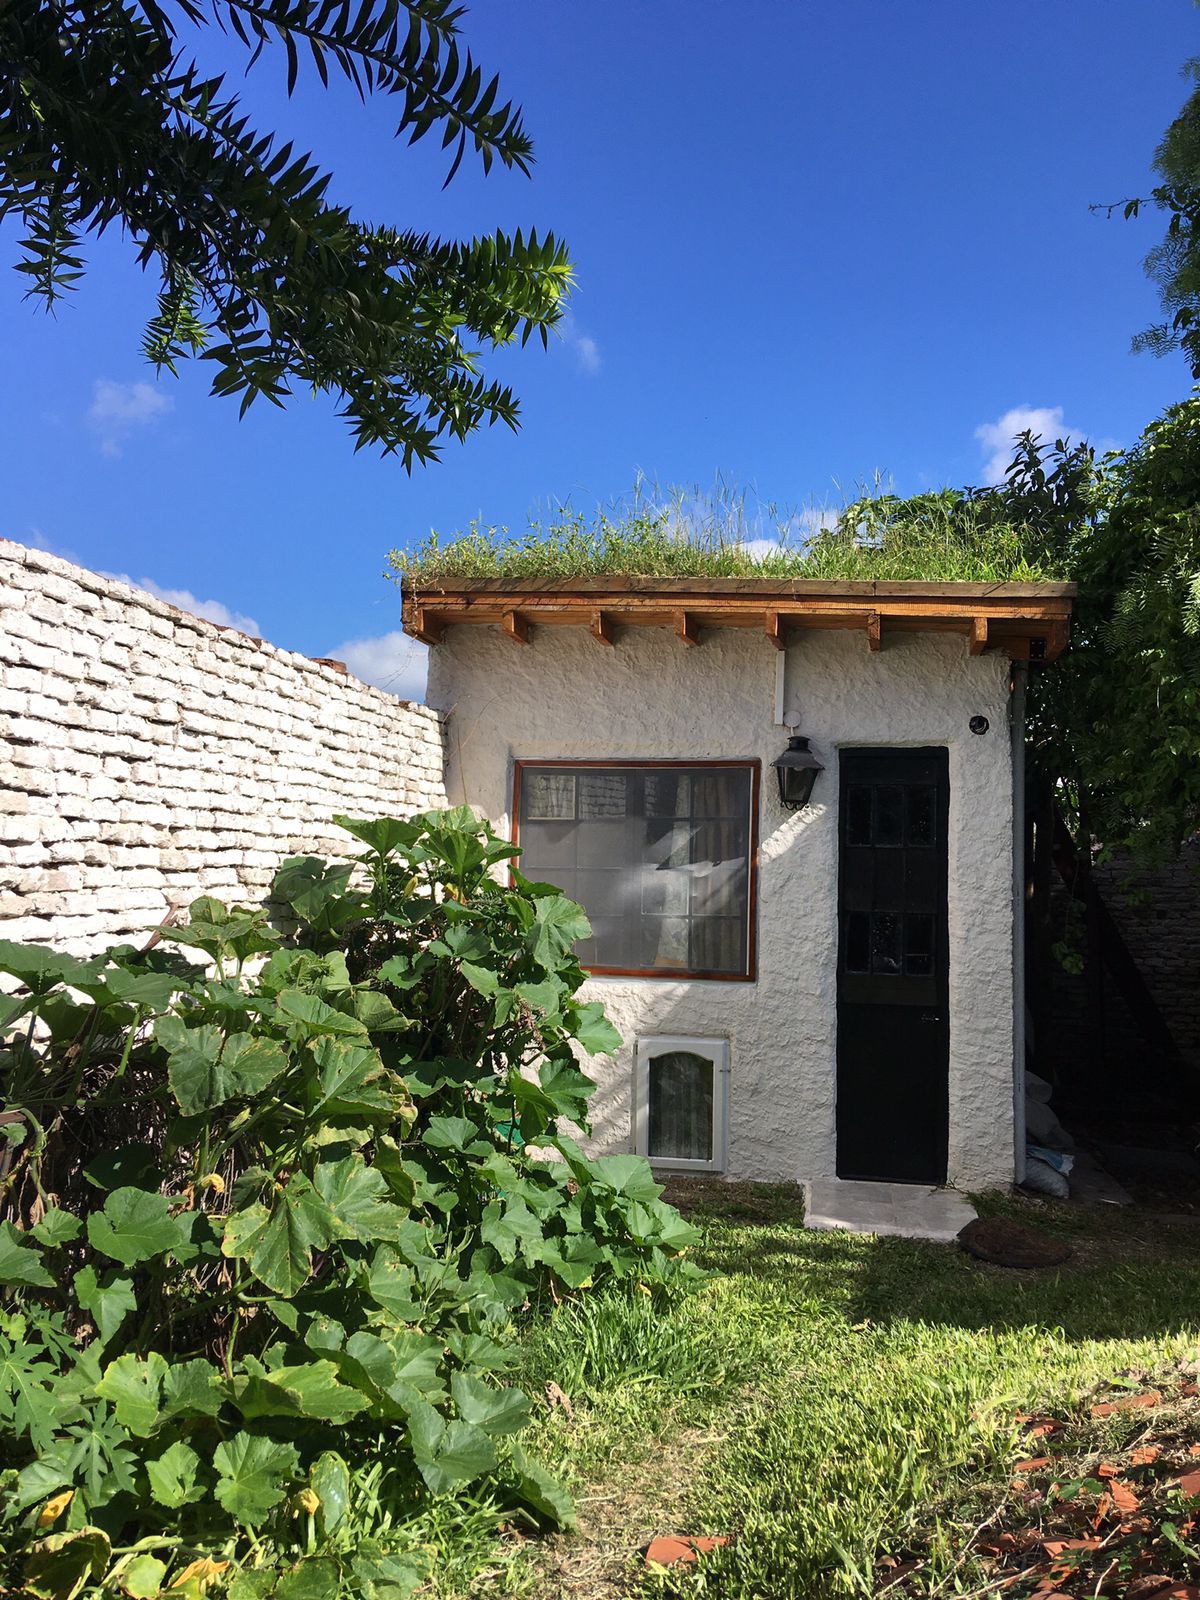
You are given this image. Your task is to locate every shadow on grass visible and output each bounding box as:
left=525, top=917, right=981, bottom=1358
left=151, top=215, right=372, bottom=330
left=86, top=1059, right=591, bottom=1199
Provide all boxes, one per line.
left=668, top=1176, right=1200, bottom=1344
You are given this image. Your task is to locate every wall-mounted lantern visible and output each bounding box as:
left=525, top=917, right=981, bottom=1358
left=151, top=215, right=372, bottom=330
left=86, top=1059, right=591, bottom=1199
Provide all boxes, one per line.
left=772, top=734, right=824, bottom=811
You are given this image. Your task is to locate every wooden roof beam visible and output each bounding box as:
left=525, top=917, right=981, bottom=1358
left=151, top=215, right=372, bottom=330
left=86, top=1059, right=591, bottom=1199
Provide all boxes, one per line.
left=675, top=611, right=701, bottom=646
left=410, top=607, right=445, bottom=646
left=765, top=609, right=787, bottom=650
left=866, top=611, right=882, bottom=652
left=590, top=609, right=615, bottom=646
left=969, top=616, right=989, bottom=656
left=502, top=610, right=530, bottom=645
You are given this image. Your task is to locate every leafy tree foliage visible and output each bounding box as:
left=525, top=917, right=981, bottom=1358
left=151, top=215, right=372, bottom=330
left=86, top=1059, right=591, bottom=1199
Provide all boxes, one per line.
left=0, top=809, right=698, bottom=1596
left=0, top=1, right=573, bottom=461
left=1106, top=54, right=1200, bottom=376
left=823, top=398, right=1200, bottom=856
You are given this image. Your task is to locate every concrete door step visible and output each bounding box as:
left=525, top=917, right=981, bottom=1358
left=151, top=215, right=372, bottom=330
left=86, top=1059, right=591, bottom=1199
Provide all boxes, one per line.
left=803, top=1178, right=977, bottom=1243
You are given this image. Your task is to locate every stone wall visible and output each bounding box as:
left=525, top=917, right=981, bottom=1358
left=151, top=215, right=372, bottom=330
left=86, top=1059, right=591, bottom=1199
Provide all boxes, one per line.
left=0, top=539, right=446, bottom=955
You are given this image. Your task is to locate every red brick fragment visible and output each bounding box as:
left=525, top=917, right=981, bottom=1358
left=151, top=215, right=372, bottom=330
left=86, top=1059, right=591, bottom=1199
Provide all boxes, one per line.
left=1132, top=1446, right=1162, bottom=1467
left=645, top=1536, right=730, bottom=1568
left=1015, top=1456, right=1052, bottom=1472
left=1175, top=1468, right=1200, bottom=1499
left=1090, top=1390, right=1163, bottom=1417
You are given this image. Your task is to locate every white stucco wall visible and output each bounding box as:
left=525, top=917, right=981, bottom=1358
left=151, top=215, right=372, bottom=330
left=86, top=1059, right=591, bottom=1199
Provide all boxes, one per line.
left=429, top=623, right=1016, bottom=1191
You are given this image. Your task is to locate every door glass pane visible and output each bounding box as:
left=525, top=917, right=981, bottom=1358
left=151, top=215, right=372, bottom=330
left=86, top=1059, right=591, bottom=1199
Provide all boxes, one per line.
left=846, top=785, right=872, bottom=846
left=905, top=912, right=935, bottom=976
left=870, top=911, right=903, bottom=974
left=648, top=1051, right=713, bottom=1162
left=905, top=786, right=936, bottom=847
left=873, top=786, right=903, bottom=847
left=846, top=911, right=870, bottom=973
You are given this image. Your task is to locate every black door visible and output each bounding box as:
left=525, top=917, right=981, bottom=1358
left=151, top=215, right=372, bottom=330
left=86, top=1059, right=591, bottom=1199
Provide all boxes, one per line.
left=836, top=747, right=949, bottom=1184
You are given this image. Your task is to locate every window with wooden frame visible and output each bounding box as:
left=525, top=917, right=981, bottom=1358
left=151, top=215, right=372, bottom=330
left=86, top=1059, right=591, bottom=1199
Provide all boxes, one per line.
left=512, top=760, right=759, bottom=980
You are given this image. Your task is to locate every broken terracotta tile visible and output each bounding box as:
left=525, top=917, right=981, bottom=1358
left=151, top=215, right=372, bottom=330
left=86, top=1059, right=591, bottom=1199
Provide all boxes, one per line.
left=1110, top=1479, right=1140, bottom=1515
left=1174, top=1467, right=1200, bottom=1499
left=1091, top=1390, right=1163, bottom=1417
left=1132, top=1446, right=1162, bottom=1467
left=644, top=1535, right=730, bottom=1568
left=1015, top=1456, right=1052, bottom=1472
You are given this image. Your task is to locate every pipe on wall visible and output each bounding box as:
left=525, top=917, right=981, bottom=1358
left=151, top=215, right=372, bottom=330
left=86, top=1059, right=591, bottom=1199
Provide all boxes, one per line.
left=1011, top=662, right=1028, bottom=1184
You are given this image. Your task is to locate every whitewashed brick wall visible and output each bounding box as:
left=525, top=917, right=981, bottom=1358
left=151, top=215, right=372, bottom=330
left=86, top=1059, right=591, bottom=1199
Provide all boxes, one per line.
left=0, top=539, right=446, bottom=955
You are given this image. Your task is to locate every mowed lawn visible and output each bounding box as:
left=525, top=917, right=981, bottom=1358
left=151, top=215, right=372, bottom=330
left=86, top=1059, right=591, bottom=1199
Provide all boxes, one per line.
left=459, top=1183, right=1200, bottom=1600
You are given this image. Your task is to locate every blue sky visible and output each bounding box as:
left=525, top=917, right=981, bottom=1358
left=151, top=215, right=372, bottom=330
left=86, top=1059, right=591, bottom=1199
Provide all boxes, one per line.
left=2, top=1, right=1196, bottom=700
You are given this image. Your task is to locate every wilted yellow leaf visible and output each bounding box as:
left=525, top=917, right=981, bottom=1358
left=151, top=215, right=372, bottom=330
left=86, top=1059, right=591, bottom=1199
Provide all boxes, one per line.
left=198, top=1173, right=226, bottom=1195
left=294, top=1488, right=319, bottom=1515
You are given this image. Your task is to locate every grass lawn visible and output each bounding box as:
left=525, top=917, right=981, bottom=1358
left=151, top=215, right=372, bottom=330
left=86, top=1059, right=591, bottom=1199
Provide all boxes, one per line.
left=457, top=1183, right=1200, bottom=1600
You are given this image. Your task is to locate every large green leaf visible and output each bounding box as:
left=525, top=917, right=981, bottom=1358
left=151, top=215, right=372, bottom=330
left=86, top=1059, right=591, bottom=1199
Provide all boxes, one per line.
left=0, top=1326, right=64, bottom=1451
left=312, top=1156, right=407, bottom=1242
left=272, top=856, right=356, bottom=929
left=306, top=1038, right=399, bottom=1121
left=349, top=1544, right=425, bottom=1600
left=587, top=1154, right=663, bottom=1202
left=118, top=1555, right=169, bottom=1599
left=233, top=1359, right=369, bottom=1424
left=449, top=1372, right=530, bottom=1436
left=213, top=1433, right=300, bottom=1524
left=31, top=1209, right=82, bottom=1248
left=221, top=1177, right=337, bottom=1296
left=73, top=1268, right=137, bottom=1347
left=333, top=815, right=423, bottom=858
left=0, top=1221, right=54, bottom=1287
left=86, top=1188, right=186, bottom=1267
left=309, top=1451, right=351, bottom=1535
left=538, top=1057, right=596, bottom=1125
left=276, top=990, right=367, bottom=1040
left=405, top=1396, right=497, bottom=1494
left=157, top=1016, right=288, bottom=1114
left=146, top=1440, right=203, bottom=1508
left=421, top=1115, right=480, bottom=1153
left=568, top=1000, right=622, bottom=1056
left=160, top=1359, right=224, bottom=1418
left=480, top=1199, right=543, bottom=1266
left=509, top=1443, right=576, bottom=1530
left=338, top=1330, right=444, bottom=1407
left=527, top=896, right=591, bottom=970
left=0, top=939, right=103, bottom=996
left=95, top=1352, right=167, bottom=1436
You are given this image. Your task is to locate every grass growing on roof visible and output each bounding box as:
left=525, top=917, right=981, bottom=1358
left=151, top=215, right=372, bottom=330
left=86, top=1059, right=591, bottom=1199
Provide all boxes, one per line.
left=389, top=484, right=1062, bottom=587
left=452, top=1182, right=1200, bottom=1600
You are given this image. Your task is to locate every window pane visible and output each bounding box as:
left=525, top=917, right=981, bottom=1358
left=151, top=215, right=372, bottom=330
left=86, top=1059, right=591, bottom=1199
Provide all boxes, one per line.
left=519, top=764, right=753, bottom=977
left=645, top=772, right=690, bottom=817
left=524, top=772, right=575, bottom=820
left=846, top=911, right=870, bottom=973
left=579, top=771, right=628, bottom=818
left=905, top=912, right=935, bottom=976
left=648, top=1050, right=713, bottom=1162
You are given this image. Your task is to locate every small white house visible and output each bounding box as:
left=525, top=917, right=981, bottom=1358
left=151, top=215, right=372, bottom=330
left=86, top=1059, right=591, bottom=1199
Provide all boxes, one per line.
left=406, top=577, right=1075, bottom=1194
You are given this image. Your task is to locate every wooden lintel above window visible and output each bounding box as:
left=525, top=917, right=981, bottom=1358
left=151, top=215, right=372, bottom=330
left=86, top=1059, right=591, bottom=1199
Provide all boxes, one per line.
left=402, top=576, right=1077, bottom=663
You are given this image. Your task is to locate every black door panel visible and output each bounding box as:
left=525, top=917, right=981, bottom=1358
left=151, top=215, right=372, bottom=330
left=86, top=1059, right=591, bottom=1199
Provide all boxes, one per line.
left=836, top=748, right=950, bottom=1183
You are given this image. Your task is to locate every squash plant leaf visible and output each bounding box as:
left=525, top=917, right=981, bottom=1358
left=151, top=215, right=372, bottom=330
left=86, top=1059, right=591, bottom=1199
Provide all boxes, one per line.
left=95, top=1352, right=168, bottom=1436
left=0, top=1221, right=55, bottom=1287
left=312, top=1156, right=408, bottom=1242
left=222, top=1178, right=337, bottom=1297
left=213, top=1433, right=300, bottom=1524
left=527, top=896, right=591, bottom=970
left=406, top=1396, right=497, bottom=1494
left=146, top=1440, right=203, bottom=1509
left=86, top=1189, right=187, bottom=1267
left=31, top=1208, right=82, bottom=1248
left=509, top=1443, right=577, bottom=1530
left=23, top=1526, right=112, bottom=1600
left=158, top=1016, right=289, bottom=1114
left=233, top=1360, right=369, bottom=1424
left=450, top=1372, right=530, bottom=1436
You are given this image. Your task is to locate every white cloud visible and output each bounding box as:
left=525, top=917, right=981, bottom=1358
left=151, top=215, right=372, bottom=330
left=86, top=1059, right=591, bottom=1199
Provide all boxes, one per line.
left=974, top=405, right=1092, bottom=487
left=324, top=630, right=428, bottom=701
left=88, top=379, right=174, bottom=458
left=556, top=312, right=601, bottom=376
left=102, top=571, right=261, bottom=636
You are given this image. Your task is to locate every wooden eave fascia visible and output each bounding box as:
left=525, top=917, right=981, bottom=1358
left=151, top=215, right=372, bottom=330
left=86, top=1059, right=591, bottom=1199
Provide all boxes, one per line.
left=402, top=577, right=1078, bottom=662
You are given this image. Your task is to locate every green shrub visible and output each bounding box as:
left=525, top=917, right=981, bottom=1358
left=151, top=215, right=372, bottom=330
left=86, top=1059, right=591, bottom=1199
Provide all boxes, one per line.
left=0, top=808, right=700, bottom=1599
